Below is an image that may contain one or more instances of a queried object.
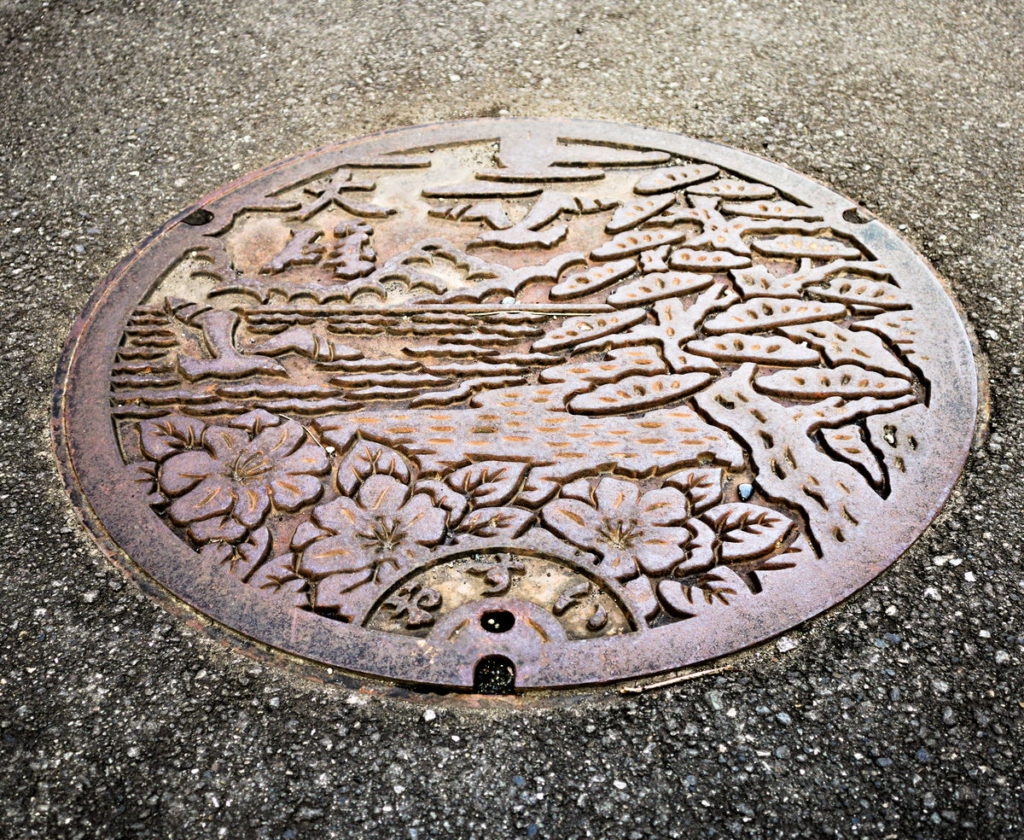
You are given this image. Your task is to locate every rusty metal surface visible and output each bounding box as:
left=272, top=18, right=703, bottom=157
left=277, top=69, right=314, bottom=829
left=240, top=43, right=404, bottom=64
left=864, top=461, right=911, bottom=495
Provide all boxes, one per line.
left=53, top=119, right=977, bottom=693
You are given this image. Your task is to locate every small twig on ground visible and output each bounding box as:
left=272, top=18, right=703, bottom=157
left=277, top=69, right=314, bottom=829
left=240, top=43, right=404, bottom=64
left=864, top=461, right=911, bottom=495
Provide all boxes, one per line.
left=619, top=665, right=734, bottom=695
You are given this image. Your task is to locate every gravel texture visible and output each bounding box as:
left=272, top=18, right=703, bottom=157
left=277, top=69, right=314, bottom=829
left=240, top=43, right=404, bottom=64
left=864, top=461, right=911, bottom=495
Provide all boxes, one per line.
left=1, top=0, right=1022, bottom=837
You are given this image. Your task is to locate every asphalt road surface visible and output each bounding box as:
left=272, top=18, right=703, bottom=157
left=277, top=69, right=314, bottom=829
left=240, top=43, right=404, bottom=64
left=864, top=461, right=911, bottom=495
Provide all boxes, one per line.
left=1, top=1, right=1022, bottom=837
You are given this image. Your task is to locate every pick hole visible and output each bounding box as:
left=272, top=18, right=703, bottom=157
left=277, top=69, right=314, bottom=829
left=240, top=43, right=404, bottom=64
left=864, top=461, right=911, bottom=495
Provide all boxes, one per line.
left=473, top=655, right=516, bottom=695
left=481, top=610, right=515, bottom=633
left=842, top=207, right=870, bottom=225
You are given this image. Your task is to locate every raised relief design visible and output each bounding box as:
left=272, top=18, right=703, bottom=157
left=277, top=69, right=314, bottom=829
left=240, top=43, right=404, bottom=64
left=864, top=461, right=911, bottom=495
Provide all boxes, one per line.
left=56, top=120, right=974, bottom=690
left=111, top=126, right=927, bottom=628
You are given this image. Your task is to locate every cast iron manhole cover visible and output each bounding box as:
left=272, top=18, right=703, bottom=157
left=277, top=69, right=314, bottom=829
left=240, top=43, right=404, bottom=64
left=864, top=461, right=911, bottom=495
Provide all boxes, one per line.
left=54, top=119, right=977, bottom=693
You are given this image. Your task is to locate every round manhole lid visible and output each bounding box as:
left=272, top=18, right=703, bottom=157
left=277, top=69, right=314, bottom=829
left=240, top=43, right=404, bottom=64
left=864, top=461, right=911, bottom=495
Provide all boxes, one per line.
left=54, top=119, right=976, bottom=693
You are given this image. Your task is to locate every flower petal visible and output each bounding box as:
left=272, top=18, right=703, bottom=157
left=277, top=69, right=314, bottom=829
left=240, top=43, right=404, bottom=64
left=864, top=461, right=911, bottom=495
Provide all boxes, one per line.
left=399, top=493, right=447, bottom=545
left=540, top=497, right=600, bottom=549
left=270, top=473, right=324, bottom=512
left=291, top=520, right=329, bottom=550
left=312, top=496, right=363, bottom=533
left=594, top=477, right=642, bottom=516
left=232, top=484, right=270, bottom=529
left=202, top=425, right=250, bottom=461
left=315, top=568, right=385, bottom=615
left=167, top=477, right=235, bottom=525
left=249, top=420, right=305, bottom=460
left=638, top=486, right=689, bottom=526
left=600, top=547, right=640, bottom=580
left=559, top=478, right=594, bottom=502
left=357, top=474, right=409, bottom=514
left=198, top=542, right=233, bottom=565
left=635, top=526, right=688, bottom=575
left=187, top=514, right=247, bottom=544
left=159, top=450, right=221, bottom=496
left=300, top=535, right=365, bottom=577
left=274, top=443, right=329, bottom=478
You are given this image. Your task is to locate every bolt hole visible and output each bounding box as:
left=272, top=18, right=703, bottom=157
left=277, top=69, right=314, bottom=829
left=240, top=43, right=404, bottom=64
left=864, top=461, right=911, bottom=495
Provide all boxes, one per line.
left=842, top=207, right=870, bottom=225
left=182, top=208, right=214, bottom=226
left=480, top=609, right=515, bottom=633
left=473, top=655, right=516, bottom=695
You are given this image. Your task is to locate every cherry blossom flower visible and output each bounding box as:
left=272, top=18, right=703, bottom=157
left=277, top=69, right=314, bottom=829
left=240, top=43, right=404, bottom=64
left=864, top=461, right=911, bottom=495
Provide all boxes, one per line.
left=541, top=477, right=691, bottom=580
left=295, top=474, right=447, bottom=597
left=157, top=413, right=328, bottom=533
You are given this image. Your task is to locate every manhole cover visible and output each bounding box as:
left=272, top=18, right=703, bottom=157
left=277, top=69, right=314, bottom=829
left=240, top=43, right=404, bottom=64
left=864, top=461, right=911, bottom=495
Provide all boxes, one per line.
left=54, top=119, right=977, bottom=693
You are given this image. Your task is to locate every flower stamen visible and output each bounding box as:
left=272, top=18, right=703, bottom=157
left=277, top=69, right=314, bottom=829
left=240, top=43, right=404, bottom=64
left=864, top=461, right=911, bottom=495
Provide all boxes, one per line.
left=596, top=517, right=641, bottom=549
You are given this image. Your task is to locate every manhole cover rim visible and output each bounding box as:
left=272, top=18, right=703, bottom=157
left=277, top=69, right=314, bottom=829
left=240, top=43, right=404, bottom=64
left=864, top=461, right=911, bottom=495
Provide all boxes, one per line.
left=53, top=118, right=978, bottom=691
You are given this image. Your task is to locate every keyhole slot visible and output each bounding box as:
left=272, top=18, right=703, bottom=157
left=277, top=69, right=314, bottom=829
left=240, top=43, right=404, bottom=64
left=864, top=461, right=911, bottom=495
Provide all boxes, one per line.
left=473, top=655, right=516, bottom=695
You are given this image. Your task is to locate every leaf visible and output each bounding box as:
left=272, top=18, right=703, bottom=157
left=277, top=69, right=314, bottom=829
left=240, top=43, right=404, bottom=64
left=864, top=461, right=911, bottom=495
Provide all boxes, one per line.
left=806, top=276, right=908, bottom=310
left=532, top=308, right=647, bottom=352
left=720, top=199, right=823, bottom=219
left=202, top=527, right=273, bottom=580
left=730, top=265, right=806, bottom=299
left=607, top=271, right=713, bottom=306
left=445, top=461, right=528, bottom=508
left=139, top=415, right=207, bottom=461
left=412, top=479, right=469, bottom=527
left=248, top=553, right=308, bottom=606
left=679, top=517, right=717, bottom=572
left=685, top=333, right=820, bottom=366
left=605, top=194, right=677, bottom=233
left=126, top=460, right=164, bottom=506
left=703, top=503, right=793, bottom=561
left=755, top=365, right=914, bottom=400
left=750, top=234, right=861, bottom=259
left=335, top=438, right=412, bottom=495
left=668, top=248, right=750, bottom=271
left=550, top=258, right=636, bottom=300
left=227, top=409, right=282, bottom=434
left=453, top=506, right=534, bottom=540
left=639, top=244, right=671, bottom=272
left=187, top=514, right=247, bottom=544
left=687, top=179, right=775, bottom=199
left=590, top=228, right=686, bottom=260
left=820, top=424, right=886, bottom=489
left=567, top=372, right=712, bottom=415
left=664, top=468, right=723, bottom=515
left=198, top=543, right=232, bottom=565
left=634, top=164, right=719, bottom=195
left=780, top=322, right=912, bottom=379
left=657, top=569, right=742, bottom=617
left=703, top=297, right=846, bottom=334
